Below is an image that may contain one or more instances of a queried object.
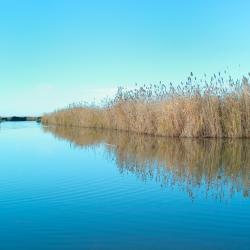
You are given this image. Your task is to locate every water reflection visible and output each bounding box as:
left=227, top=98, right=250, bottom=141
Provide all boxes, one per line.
left=43, top=126, right=250, bottom=200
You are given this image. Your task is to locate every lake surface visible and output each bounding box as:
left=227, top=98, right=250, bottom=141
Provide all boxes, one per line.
left=0, top=122, right=250, bottom=249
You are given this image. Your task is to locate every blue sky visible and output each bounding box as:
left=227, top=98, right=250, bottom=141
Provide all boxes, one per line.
left=0, top=0, right=250, bottom=116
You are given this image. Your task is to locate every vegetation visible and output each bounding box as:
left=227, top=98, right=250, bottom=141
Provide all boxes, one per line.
left=42, top=72, right=250, bottom=138
left=0, top=116, right=41, bottom=122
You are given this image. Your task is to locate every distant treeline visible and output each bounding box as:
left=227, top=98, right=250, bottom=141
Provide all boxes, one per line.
left=0, top=116, right=41, bottom=122
left=42, top=72, right=250, bottom=138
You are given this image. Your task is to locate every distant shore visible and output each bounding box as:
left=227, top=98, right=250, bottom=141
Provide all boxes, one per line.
left=0, top=116, right=41, bottom=122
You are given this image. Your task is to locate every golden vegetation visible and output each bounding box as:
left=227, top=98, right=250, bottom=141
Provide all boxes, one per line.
left=42, top=73, right=250, bottom=138
left=44, top=126, right=250, bottom=200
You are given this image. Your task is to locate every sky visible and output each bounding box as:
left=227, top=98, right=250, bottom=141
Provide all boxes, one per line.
left=0, top=0, right=250, bottom=116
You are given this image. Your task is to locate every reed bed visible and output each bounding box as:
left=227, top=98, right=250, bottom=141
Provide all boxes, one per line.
left=42, top=73, right=250, bottom=138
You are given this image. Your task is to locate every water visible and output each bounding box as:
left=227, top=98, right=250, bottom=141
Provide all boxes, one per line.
left=0, top=122, right=250, bottom=249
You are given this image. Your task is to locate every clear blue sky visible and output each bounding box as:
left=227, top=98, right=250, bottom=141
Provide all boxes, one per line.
left=0, top=0, right=250, bottom=116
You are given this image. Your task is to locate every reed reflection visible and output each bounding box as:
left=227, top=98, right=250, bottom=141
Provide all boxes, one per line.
left=43, top=126, right=250, bottom=200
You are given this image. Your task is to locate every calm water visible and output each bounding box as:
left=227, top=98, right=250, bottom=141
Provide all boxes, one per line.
left=0, top=122, right=250, bottom=249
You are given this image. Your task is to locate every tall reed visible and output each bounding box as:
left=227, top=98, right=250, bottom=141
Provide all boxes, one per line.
left=42, top=73, right=250, bottom=138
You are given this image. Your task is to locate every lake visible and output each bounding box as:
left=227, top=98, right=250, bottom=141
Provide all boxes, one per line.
left=0, top=122, right=250, bottom=249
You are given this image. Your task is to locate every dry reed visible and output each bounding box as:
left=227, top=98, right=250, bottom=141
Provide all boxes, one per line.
left=42, top=73, right=250, bottom=138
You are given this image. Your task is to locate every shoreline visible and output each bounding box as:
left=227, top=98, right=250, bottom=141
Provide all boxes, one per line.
left=0, top=116, right=41, bottom=122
